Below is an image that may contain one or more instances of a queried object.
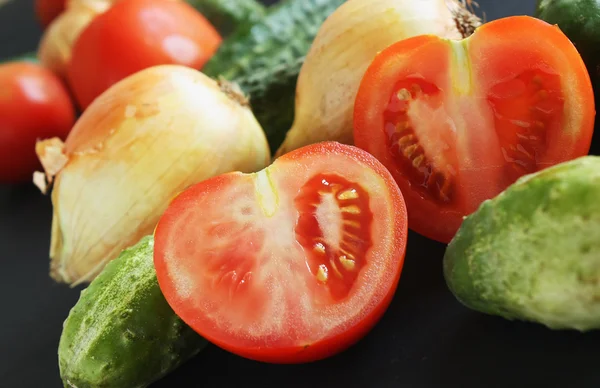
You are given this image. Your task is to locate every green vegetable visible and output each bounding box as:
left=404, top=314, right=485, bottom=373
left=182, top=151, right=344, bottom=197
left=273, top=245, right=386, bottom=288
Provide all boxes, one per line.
left=1, top=52, right=38, bottom=64
left=535, top=0, right=600, bottom=153
left=58, top=236, right=206, bottom=388
left=185, top=0, right=266, bottom=36
left=444, top=156, right=600, bottom=331
left=203, top=0, right=346, bottom=152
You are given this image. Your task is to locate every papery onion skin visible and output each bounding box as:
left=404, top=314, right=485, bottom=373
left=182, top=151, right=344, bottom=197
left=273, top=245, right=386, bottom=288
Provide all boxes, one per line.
left=275, top=0, right=480, bottom=157
left=37, top=1, right=108, bottom=78
left=38, top=65, right=270, bottom=286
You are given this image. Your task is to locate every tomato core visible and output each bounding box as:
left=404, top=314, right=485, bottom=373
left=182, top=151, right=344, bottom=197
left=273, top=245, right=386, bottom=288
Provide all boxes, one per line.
left=383, top=78, right=457, bottom=204
left=295, top=174, right=373, bottom=301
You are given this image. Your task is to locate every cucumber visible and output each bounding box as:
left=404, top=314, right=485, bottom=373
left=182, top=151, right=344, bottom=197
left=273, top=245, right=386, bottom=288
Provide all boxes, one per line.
left=0, top=51, right=38, bottom=64
left=185, top=0, right=266, bottom=36
left=535, top=0, right=600, bottom=154
left=58, top=236, right=206, bottom=388
left=444, top=156, right=600, bottom=331
left=203, top=0, right=346, bottom=152
left=232, top=55, right=305, bottom=153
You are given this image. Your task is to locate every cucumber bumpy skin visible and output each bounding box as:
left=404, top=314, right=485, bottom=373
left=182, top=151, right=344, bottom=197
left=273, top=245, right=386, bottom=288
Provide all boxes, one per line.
left=58, top=236, right=207, bottom=388
left=203, top=0, right=346, bottom=152
left=185, top=0, right=266, bottom=36
left=444, top=156, right=600, bottom=331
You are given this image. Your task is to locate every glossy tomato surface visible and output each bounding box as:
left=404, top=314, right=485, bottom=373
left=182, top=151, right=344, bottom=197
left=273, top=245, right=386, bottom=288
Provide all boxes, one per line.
left=354, top=16, right=595, bottom=243
left=0, top=62, right=75, bottom=183
left=35, top=0, right=66, bottom=28
left=67, top=0, right=222, bottom=109
left=154, top=142, right=408, bottom=364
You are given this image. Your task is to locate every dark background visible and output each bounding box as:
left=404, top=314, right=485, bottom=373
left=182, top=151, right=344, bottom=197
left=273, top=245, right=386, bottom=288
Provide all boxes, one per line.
left=3, top=0, right=598, bottom=387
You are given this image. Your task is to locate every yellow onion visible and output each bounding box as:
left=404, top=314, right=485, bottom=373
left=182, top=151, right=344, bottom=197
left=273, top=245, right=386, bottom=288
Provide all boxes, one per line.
left=275, top=0, right=481, bottom=157
left=37, top=2, right=107, bottom=78
left=35, top=65, right=270, bottom=286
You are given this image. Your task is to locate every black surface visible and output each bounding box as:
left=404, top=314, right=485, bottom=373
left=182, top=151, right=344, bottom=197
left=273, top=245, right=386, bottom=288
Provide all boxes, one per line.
left=2, top=0, right=599, bottom=387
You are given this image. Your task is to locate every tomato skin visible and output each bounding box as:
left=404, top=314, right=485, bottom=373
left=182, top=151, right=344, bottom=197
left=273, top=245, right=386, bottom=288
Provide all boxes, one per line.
left=154, top=142, right=407, bottom=364
left=0, top=62, right=76, bottom=184
left=354, top=16, right=595, bottom=243
left=67, top=0, right=222, bottom=110
left=35, top=0, right=67, bottom=28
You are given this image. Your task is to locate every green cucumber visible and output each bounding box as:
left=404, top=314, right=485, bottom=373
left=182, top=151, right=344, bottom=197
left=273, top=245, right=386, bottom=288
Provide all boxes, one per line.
left=203, top=0, right=346, bottom=152
left=58, top=236, right=206, bottom=388
left=1, top=51, right=38, bottom=64
left=535, top=0, right=600, bottom=153
left=444, top=156, right=600, bottom=331
left=185, top=0, right=266, bottom=36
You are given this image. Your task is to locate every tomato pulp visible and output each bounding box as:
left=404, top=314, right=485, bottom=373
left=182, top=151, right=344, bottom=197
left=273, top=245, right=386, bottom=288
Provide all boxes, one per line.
left=67, top=0, right=222, bottom=110
left=354, top=16, right=595, bottom=243
left=154, top=142, right=408, bottom=363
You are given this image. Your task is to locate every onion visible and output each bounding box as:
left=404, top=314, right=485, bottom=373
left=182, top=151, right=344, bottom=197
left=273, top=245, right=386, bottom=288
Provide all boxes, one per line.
left=37, top=1, right=111, bottom=78
left=275, top=0, right=481, bottom=157
left=35, top=65, right=270, bottom=286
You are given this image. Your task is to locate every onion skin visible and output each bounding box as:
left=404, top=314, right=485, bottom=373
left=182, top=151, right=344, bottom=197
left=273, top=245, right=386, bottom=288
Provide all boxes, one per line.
left=37, top=65, right=270, bottom=285
left=275, top=0, right=480, bottom=157
left=37, top=1, right=110, bottom=78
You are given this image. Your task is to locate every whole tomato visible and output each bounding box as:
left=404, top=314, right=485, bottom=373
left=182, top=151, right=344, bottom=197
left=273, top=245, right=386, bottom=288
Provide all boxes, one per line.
left=67, top=0, right=222, bottom=109
left=35, top=0, right=67, bottom=28
left=0, top=62, right=76, bottom=184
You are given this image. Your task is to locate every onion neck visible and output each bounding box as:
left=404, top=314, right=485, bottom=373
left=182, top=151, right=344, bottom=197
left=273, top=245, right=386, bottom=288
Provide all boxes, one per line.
left=218, top=79, right=250, bottom=108
left=446, top=0, right=482, bottom=38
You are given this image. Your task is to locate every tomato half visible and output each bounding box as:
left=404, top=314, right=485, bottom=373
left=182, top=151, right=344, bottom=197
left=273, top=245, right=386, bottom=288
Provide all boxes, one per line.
left=35, top=0, right=66, bottom=28
left=353, top=16, right=595, bottom=243
left=0, top=62, right=76, bottom=183
left=154, top=142, right=407, bottom=363
left=67, top=0, right=222, bottom=110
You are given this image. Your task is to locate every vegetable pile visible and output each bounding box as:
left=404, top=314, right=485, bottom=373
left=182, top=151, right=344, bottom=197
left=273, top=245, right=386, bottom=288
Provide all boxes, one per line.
left=0, top=0, right=599, bottom=386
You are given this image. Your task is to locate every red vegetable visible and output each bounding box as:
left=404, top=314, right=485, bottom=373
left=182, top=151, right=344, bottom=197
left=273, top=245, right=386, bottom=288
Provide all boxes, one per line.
left=354, top=16, right=595, bottom=243
left=0, top=62, right=75, bottom=183
left=35, top=0, right=67, bottom=28
left=154, top=142, right=408, bottom=364
left=67, top=0, right=222, bottom=109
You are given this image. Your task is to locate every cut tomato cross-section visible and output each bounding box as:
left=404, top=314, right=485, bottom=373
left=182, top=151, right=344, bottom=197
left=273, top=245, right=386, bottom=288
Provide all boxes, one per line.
left=154, top=142, right=408, bottom=364
left=354, top=16, right=595, bottom=243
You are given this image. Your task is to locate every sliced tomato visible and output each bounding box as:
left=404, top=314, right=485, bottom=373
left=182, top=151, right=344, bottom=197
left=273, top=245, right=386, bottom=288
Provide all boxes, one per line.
left=353, top=16, right=595, bottom=243
left=154, top=142, right=407, bottom=363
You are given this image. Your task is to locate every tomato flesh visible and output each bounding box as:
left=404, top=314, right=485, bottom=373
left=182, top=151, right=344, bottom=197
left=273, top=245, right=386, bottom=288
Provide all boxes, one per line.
left=154, top=142, right=407, bottom=363
left=354, top=16, right=595, bottom=243
left=487, top=69, right=564, bottom=181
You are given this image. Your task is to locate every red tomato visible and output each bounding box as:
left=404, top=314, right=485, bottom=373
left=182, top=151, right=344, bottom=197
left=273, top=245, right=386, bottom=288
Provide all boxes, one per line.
left=35, top=0, right=66, bottom=28
left=0, top=62, right=76, bottom=184
left=154, top=142, right=407, bottom=363
left=353, top=16, right=595, bottom=243
left=67, top=0, right=222, bottom=110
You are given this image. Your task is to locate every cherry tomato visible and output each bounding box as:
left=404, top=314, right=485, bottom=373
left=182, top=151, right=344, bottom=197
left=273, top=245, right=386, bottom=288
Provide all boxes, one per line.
left=0, top=62, right=76, bottom=184
left=35, top=0, right=66, bottom=28
left=154, top=142, right=408, bottom=364
left=67, top=0, right=222, bottom=110
left=353, top=16, right=595, bottom=243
